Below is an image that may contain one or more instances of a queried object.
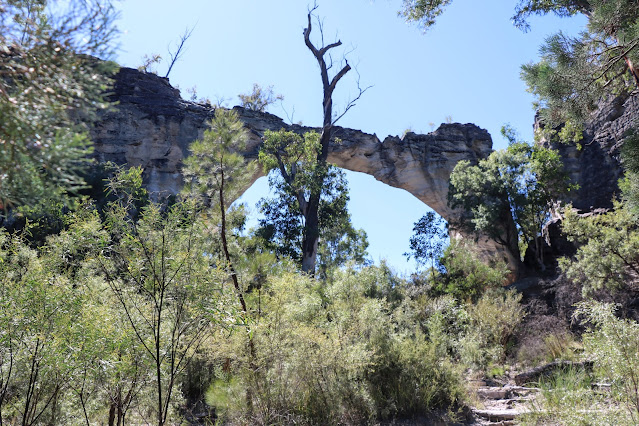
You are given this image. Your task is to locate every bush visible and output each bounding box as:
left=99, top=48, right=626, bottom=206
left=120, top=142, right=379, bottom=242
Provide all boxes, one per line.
left=576, top=301, right=639, bottom=422
left=206, top=265, right=467, bottom=424
left=560, top=202, right=639, bottom=295
left=430, top=240, right=509, bottom=302
left=522, top=301, right=639, bottom=425
left=457, top=289, right=525, bottom=370
left=520, top=365, right=626, bottom=426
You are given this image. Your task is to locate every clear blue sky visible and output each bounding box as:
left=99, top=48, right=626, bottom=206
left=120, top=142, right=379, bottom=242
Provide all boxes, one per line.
left=114, top=0, right=586, bottom=274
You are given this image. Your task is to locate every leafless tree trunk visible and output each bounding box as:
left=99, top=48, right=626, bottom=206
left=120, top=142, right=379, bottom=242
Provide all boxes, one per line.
left=164, top=26, right=195, bottom=79
left=300, top=6, right=367, bottom=273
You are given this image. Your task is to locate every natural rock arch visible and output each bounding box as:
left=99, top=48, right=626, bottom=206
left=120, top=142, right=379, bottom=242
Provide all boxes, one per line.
left=91, top=67, right=518, bottom=269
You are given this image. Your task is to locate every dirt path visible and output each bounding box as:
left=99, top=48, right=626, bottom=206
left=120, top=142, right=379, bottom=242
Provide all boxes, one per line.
left=468, top=380, right=539, bottom=425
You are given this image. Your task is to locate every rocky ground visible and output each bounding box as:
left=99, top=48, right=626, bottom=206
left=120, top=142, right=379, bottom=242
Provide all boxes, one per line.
left=468, top=378, right=538, bottom=425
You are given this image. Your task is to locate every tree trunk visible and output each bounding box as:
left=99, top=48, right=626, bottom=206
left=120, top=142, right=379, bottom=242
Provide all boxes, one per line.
left=301, top=208, right=320, bottom=273
left=300, top=9, right=354, bottom=274
left=108, top=403, right=115, bottom=426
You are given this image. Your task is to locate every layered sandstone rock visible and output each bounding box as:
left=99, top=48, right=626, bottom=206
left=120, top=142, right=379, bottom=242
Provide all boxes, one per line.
left=538, top=93, right=639, bottom=211
left=92, top=67, right=493, bottom=221
left=91, top=66, right=519, bottom=270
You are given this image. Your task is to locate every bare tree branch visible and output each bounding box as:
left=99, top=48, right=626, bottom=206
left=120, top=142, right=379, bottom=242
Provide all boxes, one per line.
left=164, top=25, right=195, bottom=78
left=332, top=69, right=372, bottom=125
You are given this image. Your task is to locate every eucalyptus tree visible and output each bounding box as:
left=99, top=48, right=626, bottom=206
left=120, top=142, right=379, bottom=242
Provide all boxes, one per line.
left=256, top=145, right=369, bottom=279
left=448, top=138, right=572, bottom=270
left=259, top=7, right=368, bottom=274
left=405, top=211, right=448, bottom=273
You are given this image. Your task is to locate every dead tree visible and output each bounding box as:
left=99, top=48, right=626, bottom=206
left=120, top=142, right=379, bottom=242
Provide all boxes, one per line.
left=299, top=6, right=367, bottom=273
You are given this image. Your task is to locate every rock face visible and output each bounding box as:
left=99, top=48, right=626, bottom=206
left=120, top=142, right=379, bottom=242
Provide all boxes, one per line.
left=538, top=93, right=639, bottom=211
left=91, top=67, right=522, bottom=271
left=92, top=67, right=493, bottom=222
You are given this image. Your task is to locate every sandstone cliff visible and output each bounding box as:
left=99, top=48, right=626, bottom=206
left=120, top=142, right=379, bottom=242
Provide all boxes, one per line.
left=92, top=67, right=494, bottom=225
left=538, top=93, right=639, bottom=211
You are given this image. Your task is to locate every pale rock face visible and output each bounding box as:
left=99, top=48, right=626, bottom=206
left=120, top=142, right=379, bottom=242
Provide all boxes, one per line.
left=91, top=66, right=518, bottom=271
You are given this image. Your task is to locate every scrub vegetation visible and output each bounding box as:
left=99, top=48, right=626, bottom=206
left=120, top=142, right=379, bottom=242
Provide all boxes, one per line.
left=4, top=0, right=639, bottom=424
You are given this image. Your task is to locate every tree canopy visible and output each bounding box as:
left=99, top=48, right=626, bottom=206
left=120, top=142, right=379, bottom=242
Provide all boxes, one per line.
left=258, top=129, right=369, bottom=277
left=448, top=137, right=573, bottom=269
left=399, top=0, right=592, bottom=31
left=521, top=0, right=639, bottom=129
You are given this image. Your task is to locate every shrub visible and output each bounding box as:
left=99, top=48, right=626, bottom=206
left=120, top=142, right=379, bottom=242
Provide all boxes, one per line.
left=457, top=289, right=525, bottom=370
left=206, top=265, right=467, bottom=424
left=522, top=301, right=639, bottom=425
left=560, top=202, right=639, bottom=295
left=431, top=240, right=509, bottom=302
left=575, top=301, right=639, bottom=422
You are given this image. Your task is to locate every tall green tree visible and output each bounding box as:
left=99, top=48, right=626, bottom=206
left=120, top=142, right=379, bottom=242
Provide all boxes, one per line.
left=256, top=143, right=369, bottom=278
left=182, top=108, right=258, bottom=319
left=448, top=137, right=572, bottom=270
left=0, top=0, right=118, bottom=209
left=257, top=8, right=367, bottom=274
left=182, top=108, right=261, bottom=413
left=404, top=210, right=447, bottom=273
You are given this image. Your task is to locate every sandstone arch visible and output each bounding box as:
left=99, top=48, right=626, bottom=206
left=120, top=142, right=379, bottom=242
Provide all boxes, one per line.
left=92, top=67, right=518, bottom=270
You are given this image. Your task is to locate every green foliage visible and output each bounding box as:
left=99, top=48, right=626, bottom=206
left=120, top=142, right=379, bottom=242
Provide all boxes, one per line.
left=457, top=290, right=525, bottom=369
left=0, top=0, right=118, bottom=208
left=520, top=365, right=622, bottom=426
left=0, top=191, right=526, bottom=424
left=417, top=289, right=525, bottom=372
left=258, top=129, right=369, bottom=276
left=575, top=301, right=639, bottom=423
left=0, top=185, right=240, bottom=425
left=399, top=0, right=591, bottom=31
left=256, top=165, right=369, bottom=278
left=259, top=129, right=323, bottom=192
left=522, top=1, right=639, bottom=131
left=524, top=301, right=639, bottom=424
left=430, top=240, right=509, bottom=302
left=403, top=284, right=524, bottom=373
left=449, top=140, right=573, bottom=268
left=0, top=205, right=148, bottom=424
left=238, top=83, right=284, bottom=112
left=0, top=228, right=91, bottom=424
left=207, top=265, right=467, bottom=424
left=620, top=126, right=639, bottom=216
left=398, top=0, right=452, bottom=30
left=512, top=0, right=591, bottom=30
left=559, top=201, right=639, bottom=295
left=98, top=196, right=229, bottom=425
left=183, top=109, right=257, bottom=209
left=405, top=210, right=448, bottom=272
